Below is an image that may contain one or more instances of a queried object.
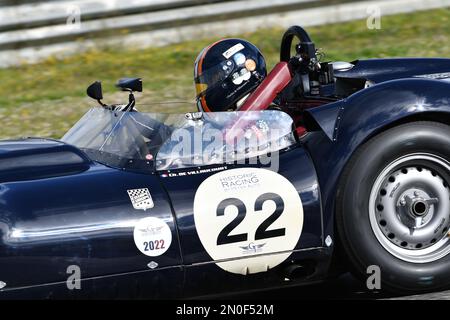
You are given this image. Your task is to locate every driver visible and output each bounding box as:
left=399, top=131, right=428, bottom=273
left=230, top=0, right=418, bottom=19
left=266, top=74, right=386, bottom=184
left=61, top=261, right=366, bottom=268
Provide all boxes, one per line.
left=194, top=39, right=267, bottom=112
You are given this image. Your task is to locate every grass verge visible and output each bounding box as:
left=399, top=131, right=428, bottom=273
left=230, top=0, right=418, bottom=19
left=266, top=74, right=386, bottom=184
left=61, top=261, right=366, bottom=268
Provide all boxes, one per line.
left=0, top=8, right=449, bottom=139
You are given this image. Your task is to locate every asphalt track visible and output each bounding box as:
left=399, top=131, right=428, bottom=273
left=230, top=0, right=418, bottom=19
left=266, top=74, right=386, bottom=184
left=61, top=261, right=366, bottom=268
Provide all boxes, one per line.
left=232, top=273, right=450, bottom=300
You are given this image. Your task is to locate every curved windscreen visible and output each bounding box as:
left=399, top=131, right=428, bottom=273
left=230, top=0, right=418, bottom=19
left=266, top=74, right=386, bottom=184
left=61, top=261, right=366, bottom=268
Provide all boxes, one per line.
left=62, top=108, right=296, bottom=171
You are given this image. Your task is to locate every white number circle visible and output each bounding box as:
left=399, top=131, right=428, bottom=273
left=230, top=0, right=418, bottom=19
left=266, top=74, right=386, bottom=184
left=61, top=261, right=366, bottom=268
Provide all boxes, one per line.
left=194, top=168, right=304, bottom=274
left=133, top=217, right=172, bottom=257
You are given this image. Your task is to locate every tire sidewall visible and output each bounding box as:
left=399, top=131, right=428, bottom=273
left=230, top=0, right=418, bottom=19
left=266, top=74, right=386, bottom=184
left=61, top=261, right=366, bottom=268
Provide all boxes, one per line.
left=339, top=122, right=450, bottom=292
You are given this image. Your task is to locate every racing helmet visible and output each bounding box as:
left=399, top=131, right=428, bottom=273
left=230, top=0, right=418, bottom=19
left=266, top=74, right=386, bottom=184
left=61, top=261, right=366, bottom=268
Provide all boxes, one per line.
left=194, top=39, right=267, bottom=112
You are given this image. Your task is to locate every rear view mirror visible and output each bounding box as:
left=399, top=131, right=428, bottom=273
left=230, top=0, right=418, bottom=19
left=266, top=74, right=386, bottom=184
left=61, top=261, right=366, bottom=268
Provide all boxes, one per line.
left=87, top=81, right=103, bottom=100
left=116, top=78, right=142, bottom=92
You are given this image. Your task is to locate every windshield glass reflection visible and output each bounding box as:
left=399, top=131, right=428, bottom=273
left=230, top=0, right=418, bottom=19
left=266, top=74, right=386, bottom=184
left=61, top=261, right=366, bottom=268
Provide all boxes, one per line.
left=62, top=108, right=296, bottom=171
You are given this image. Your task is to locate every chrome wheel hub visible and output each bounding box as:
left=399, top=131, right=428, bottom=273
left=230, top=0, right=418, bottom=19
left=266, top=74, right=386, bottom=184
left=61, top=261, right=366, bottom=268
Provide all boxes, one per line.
left=369, top=153, right=450, bottom=263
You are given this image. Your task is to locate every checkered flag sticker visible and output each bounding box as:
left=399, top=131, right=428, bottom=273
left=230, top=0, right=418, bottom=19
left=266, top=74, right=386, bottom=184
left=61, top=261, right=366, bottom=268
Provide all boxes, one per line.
left=127, top=188, right=154, bottom=211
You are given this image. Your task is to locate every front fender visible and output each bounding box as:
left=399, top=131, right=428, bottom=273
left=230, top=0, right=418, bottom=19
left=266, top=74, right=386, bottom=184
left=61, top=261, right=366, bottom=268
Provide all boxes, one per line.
left=303, top=78, right=450, bottom=242
left=335, top=78, right=450, bottom=144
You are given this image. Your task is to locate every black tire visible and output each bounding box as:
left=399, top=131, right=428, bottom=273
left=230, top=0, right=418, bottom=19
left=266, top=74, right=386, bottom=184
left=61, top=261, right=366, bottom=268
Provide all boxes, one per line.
left=336, top=121, right=450, bottom=293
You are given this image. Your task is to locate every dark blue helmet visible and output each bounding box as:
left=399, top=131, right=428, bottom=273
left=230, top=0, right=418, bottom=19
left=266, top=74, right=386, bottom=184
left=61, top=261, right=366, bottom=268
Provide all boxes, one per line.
left=194, top=39, right=266, bottom=112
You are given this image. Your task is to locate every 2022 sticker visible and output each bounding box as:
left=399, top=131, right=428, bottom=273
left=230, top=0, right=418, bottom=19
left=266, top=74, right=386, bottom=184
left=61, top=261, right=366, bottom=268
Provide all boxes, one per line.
left=133, top=217, right=172, bottom=257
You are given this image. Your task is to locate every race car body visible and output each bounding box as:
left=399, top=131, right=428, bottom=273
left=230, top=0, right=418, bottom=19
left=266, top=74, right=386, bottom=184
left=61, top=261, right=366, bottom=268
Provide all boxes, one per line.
left=0, top=110, right=323, bottom=299
left=1, top=26, right=450, bottom=298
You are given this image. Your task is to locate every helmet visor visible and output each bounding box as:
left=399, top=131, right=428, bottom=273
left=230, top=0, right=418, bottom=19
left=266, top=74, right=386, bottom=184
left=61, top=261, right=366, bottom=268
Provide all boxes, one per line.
left=195, top=59, right=236, bottom=97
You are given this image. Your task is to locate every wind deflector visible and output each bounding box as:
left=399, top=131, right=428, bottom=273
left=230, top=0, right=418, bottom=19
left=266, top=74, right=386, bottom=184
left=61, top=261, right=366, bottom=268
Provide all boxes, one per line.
left=304, top=101, right=342, bottom=141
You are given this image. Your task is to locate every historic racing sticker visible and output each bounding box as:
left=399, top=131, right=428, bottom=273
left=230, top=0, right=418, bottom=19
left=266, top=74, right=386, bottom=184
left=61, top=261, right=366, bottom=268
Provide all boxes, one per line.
left=193, top=168, right=304, bottom=275
left=127, top=188, right=154, bottom=211
left=133, top=217, right=172, bottom=257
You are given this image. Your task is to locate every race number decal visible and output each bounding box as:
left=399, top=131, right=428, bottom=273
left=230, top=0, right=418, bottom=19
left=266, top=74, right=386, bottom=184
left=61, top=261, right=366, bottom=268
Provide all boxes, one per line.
left=133, top=217, right=172, bottom=257
left=193, top=168, right=303, bottom=274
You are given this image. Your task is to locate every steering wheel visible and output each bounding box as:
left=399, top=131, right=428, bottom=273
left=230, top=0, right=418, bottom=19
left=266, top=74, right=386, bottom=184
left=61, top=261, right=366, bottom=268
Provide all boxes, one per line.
left=280, top=25, right=316, bottom=64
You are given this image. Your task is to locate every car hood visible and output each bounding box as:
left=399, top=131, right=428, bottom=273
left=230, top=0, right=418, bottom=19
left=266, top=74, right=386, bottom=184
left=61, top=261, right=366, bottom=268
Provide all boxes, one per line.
left=334, top=58, right=450, bottom=84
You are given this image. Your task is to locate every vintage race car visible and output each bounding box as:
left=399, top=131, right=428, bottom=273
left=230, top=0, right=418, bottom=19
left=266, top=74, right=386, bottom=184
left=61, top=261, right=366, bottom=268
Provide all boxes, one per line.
left=1, top=26, right=450, bottom=299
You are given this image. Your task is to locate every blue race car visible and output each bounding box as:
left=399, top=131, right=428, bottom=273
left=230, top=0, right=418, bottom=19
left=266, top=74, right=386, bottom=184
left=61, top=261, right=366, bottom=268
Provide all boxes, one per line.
left=1, top=26, right=450, bottom=299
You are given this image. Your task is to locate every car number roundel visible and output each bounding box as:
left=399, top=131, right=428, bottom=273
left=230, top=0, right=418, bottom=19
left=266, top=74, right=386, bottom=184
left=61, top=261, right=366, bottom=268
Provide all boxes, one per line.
left=193, top=168, right=304, bottom=275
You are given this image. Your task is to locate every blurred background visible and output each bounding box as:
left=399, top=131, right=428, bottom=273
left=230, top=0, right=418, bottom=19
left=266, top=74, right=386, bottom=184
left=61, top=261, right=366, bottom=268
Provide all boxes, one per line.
left=0, top=0, right=448, bottom=139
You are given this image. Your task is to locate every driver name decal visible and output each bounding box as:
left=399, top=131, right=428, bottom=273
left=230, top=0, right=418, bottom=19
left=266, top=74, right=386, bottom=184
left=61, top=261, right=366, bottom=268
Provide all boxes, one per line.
left=160, top=166, right=228, bottom=178
left=193, top=168, right=304, bottom=275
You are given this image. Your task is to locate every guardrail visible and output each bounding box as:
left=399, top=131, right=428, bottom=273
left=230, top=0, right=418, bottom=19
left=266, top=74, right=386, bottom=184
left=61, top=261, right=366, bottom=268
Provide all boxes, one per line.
left=0, top=0, right=219, bottom=31
left=0, top=0, right=449, bottom=67
left=0, top=0, right=324, bottom=49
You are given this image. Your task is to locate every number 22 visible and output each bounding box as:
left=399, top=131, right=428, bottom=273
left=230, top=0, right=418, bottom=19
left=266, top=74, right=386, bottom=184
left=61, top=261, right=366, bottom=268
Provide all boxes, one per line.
left=216, top=192, right=286, bottom=245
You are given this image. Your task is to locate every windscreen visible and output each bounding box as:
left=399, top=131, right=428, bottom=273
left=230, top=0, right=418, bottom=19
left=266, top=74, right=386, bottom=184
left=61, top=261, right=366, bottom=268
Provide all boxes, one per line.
left=62, top=108, right=296, bottom=171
